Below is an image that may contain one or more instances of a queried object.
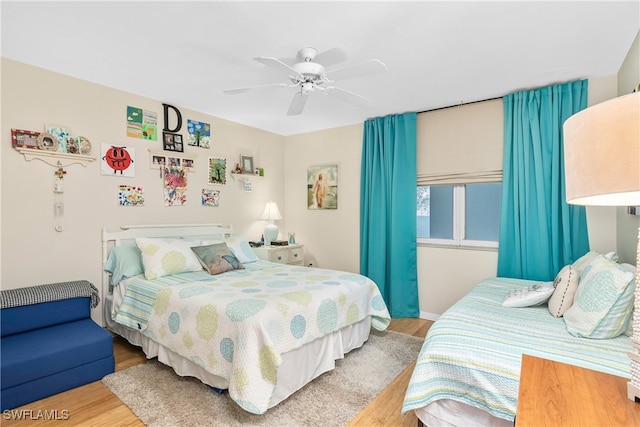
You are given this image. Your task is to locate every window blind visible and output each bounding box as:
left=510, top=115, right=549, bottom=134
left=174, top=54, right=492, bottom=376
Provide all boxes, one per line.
left=416, top=98, right=504, bottom=185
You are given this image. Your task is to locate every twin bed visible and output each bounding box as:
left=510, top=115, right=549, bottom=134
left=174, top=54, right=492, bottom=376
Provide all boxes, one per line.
left=101, top=223, right=391, bottom=414
left=402, top=258, right=635, bottom=426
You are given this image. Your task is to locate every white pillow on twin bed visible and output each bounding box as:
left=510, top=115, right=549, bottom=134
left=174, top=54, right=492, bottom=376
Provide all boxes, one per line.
left=135, top=237, right=204, bottom=280
left=548, top=265, right=580, bottom=318
left=502, top=282, right=555, bottom=308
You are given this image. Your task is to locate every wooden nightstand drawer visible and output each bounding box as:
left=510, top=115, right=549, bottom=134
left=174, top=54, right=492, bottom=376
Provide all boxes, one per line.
left=287, top=247, right=304, bottom=265
left=267, top=248, right=289, bottom=264
left=253, top=244, right=304, bottom=266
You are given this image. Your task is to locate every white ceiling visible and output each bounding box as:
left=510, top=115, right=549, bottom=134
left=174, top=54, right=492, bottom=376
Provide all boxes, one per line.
left=2, top=1, right=639, bottom=136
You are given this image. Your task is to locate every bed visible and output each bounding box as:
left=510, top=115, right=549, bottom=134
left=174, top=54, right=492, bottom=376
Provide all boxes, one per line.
left=402, top=253, right=635, bottom=427
left=101, top=223, right=391, bottom=414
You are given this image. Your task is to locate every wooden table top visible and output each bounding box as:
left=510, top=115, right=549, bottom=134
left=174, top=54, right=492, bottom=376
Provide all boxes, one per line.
left=516, top=354, right=640, bottom=427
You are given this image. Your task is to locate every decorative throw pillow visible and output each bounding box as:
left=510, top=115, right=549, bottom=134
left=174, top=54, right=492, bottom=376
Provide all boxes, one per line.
left=135, top=237, right=204, bottom=280
left=563, top=255, right=635, bottom=339
left=571, top=251, right=601, bottom=273
left=191, top=243, right=245, bottom=275
left=548, top=265, right=579, bottom=318
left=502, top=282, right=555, bottom=308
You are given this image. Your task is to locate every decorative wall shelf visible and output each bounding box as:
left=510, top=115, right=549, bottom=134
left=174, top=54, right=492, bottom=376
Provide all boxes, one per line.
left=17, top=148, right=95, bottom=167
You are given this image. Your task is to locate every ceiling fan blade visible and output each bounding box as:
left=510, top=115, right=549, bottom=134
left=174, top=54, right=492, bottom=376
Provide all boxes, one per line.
left=287, top=92, right=308, bottom=116
left=223, top=82, right=291, bottom=95
left=325, top=86, right=374, bottom=106
left=313, top=47, right=348, bottom=67
left=254, top=56, right=303, bottom=78
left=328, top=59, right=387, bottom=82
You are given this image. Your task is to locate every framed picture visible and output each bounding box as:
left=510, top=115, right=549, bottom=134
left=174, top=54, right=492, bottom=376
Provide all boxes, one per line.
left=11, top=128, right=40, bottom=148
left=149, top=149, right=195, bottom=171
left=240, top=155, right=254, bottom=175
left=163, top=132, right=184, bottom=152
left=208, top=157, right=227, bottom=185
left=307, top=164, right=338, bottom=209
left=37, top=133, right=59, bottom=151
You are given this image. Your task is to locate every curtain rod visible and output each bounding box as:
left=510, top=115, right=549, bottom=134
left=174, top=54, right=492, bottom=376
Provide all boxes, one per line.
left=416, top=95, right=503, bottom=114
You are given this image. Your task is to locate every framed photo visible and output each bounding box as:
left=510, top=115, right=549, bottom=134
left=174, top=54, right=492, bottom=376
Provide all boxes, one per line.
left=37, top=132, right=59, bottom=151
left=240, top=155, right=254, bottom=175
left=149, top=149, right=195, bottom=171
left=307, top=164, right=338, bottom=209
left=11, top=128, right=40, bottom=148
left=163, top=132, right=184, bottom=152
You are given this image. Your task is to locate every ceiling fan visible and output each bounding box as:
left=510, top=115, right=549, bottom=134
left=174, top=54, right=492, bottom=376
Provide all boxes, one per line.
left=223, top=47, right=386, bottom=116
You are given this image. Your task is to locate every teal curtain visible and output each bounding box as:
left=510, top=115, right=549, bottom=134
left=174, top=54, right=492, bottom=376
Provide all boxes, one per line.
left=498, top=80, right=590, bottom=281
left=360, top=112, right=419, bottom=318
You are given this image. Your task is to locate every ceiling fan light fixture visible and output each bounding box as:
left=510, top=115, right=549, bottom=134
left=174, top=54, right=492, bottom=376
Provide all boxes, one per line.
left=301, top=82, right=315, bottom=95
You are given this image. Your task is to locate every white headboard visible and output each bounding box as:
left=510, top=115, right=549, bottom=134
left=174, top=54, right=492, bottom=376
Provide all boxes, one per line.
left=101, top=223, right=233, bottom=321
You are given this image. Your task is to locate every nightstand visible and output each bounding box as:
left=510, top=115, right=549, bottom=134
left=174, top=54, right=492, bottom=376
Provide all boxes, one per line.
left=253, top=244, right=304, bottom=266
left=516, top=354, right=639, bottom=426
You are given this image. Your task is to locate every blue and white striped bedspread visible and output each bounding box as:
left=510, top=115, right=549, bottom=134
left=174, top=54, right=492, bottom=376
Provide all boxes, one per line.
left=401, top=277, right=632, bottom=422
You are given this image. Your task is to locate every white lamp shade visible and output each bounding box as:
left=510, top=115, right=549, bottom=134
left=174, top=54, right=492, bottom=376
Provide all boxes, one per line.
left=260, top=202, right=283, bottom=221
left=563, top=92, right=640, bottom=206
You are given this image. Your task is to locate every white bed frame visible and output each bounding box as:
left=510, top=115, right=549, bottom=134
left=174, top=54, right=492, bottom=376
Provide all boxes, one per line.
left=101, top=223, right=372, bottom=411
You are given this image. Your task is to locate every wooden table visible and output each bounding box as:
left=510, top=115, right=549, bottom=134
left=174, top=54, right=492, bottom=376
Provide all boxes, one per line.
left=516, top=354, right=640, bottom=426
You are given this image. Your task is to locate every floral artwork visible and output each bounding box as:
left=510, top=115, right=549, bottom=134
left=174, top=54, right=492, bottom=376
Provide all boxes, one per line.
left=164, top=166, right=188, bottom=206
left=127, top=106, right=158, bottom=140
left=208, top=157, right=226, bottom=185
left=187, top=119, right=211, bottom=148
left=202, top=189, right=220, bottom=207
left=118, top=185, right=144, bottom=206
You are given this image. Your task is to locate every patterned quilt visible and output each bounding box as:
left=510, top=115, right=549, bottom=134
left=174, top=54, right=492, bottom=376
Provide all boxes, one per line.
left=113, top=260, right=390, bottom=414
left=401, top=277, right=631, bottom=422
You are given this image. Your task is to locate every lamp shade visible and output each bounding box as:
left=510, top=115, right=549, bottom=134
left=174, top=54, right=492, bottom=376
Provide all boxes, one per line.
left=260, top=202, right=283, bottom=221
left=563, top=92, right=640, bottom=206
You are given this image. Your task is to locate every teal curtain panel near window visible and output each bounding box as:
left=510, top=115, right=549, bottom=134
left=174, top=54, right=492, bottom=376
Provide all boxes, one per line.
left=360, top=112, right=419, bottom=318
left=498, top=80, right=590, bottom=281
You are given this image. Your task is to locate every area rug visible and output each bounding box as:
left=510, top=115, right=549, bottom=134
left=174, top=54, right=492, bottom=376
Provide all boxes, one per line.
left=102, top=329, right=423, bottom=426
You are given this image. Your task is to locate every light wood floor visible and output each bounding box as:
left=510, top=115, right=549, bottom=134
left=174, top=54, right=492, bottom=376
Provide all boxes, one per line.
left=2, top=318, right=432, bottom=426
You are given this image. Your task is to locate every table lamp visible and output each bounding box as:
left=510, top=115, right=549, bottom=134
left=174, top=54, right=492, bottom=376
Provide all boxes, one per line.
left=260, top=201, right=283, bottom=245
left=563, top=91, right=640, bottom=402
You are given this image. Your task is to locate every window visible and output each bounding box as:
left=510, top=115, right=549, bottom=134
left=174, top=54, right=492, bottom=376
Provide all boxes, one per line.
left=417, top=183, right=501, bottom=248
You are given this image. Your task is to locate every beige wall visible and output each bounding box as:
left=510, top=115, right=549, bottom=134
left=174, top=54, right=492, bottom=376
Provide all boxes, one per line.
left=1, top=59, right=286, bottom=323
left=3, top=30, right=637, bottom=322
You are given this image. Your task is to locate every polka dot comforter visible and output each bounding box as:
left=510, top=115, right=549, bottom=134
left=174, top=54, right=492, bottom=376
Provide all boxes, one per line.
left=114, top=260, right=390, bottom=414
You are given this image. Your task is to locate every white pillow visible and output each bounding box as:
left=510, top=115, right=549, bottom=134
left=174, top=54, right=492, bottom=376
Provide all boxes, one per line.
left=502, top=282, right=555, bottom=308
left=135, top=237, right=204, bottom=280
left=224, top=236, right=259, bottom=263
left=564, top=255, right=635, bottom=339
left=548, top=265, right=579, bottom=318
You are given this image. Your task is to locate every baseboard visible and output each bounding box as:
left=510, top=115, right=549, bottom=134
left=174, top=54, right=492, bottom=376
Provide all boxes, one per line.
left=419, top=311, right=440, bottom=321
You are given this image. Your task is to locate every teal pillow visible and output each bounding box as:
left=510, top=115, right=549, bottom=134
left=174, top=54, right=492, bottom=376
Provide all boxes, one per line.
left=104, top=245, right=144, bottom=286
left=191, top=243, right=244, bottom=275
left=564, top=255, right=635, bottom=339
